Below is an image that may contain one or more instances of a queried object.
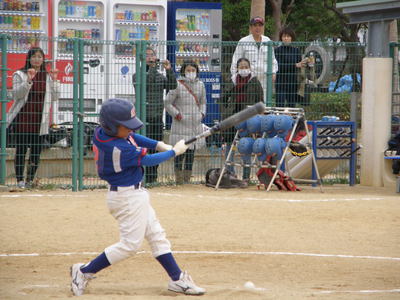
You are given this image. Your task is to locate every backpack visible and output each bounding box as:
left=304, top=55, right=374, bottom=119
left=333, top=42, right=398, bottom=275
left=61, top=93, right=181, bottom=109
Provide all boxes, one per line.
left=205, top=168, right=248, bottom=188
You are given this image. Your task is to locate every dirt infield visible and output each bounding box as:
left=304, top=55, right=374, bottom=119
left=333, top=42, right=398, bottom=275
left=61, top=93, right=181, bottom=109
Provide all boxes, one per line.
left=1, top=184, right=399, bottom=300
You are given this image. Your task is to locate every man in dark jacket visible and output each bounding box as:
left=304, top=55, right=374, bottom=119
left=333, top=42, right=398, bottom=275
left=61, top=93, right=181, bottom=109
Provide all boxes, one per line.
left=133, top=47, right=177, bottom=184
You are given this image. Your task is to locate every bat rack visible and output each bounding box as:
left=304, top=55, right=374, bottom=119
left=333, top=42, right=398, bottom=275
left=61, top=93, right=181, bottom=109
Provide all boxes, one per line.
left=215, top=107, right=323, bottom=192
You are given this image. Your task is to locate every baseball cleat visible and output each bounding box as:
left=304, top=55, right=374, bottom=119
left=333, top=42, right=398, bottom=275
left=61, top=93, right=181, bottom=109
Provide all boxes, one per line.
left=168, top=271, right=206, bottom=295
left=70, top=263, right=94, bottom=296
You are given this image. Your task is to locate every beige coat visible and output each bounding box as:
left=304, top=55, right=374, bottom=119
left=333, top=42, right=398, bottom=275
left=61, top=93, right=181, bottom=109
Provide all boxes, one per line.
left=164, top=77, right=206, bottom=150
left=7, top=70, right=60, bottom=136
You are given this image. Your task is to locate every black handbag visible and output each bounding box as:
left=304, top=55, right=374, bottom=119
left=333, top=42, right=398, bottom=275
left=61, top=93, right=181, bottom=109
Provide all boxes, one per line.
left=43, top=125, right=70, bottom=148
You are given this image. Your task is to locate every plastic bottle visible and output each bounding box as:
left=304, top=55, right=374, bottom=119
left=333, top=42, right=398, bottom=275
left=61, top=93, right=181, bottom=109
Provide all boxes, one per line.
left=59, top=1, right=66, bottom=17
left=144, top=27, right=149, bottom=40
left=96, top=4, right=102, bottom=18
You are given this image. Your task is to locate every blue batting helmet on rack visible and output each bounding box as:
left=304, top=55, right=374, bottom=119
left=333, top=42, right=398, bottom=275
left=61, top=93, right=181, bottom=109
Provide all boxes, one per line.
left=235, top=121, right=247, bottom=131
left=260, top=114, right=277, bottom=138
left=99, top=98, right=143, bottom=136
left=252, top=137, right=267, bottom=162
left=274, top=115, right=293, bottom=138
left=265, top=136, right=286, bottom=159
left=237, top=137, right=255, bottom=155
left=246, top=115, right=262, bottom=134
left=238, top=129, right=249, bottom=137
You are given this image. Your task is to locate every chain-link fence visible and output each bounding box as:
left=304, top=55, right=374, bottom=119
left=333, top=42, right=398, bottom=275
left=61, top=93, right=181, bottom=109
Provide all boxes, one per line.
left=1, top=36, right=368, bottom=189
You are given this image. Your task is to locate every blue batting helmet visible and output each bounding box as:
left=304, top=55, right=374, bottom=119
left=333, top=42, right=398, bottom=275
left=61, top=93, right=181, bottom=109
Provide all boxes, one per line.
left=260, top=114, right=277, bottom=138
left=246, top=115, right=262, bottom=134
left=265, top=136, right=286, bottom=159
left=274, top=115, right=293, bottom=138
left=252, top=138, right=267, bottom=162
left=99, top=98, right=143, bottom=136
left=235, top=121, right=247, bottom=131
left=238, top=129, right=249, bottom=138
left=237, top=137, right=255, bottom=155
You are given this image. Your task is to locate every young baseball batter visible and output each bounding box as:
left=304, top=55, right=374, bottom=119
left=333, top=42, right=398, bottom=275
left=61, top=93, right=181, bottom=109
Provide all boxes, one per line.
left=70, top=98, right=205, bottom=296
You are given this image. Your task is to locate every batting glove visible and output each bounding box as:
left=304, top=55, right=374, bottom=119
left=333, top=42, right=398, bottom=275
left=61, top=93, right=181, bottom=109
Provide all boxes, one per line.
left=173, top=139, right=189, bottom=156
left=156, top=141, right=173, bottom=152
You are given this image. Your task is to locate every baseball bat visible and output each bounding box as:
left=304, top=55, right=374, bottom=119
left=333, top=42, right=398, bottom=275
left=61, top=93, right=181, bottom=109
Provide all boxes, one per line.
left=185, top=102, right=266, bottom=145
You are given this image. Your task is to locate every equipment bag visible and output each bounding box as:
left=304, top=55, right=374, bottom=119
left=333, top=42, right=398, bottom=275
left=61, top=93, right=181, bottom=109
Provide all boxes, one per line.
left=256, top=167, right=301, bottom=191
left=205, top=168, right=248, bottom=188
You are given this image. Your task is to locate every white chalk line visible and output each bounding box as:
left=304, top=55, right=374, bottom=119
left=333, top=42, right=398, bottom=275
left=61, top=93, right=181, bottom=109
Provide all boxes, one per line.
left=0, top=194, right=88, bottom=198
left=314, top=289, right=400, bottom=294
left=1, top=250, right=400, bottom=261
left=1, top=193, right=395, bottom=203
left=156, top=192, right=389, bottom=203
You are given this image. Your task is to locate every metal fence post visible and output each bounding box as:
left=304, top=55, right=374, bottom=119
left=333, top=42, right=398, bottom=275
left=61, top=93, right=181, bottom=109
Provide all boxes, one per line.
left=71, top=38, right=79, bottom=191
left=140, top=40, right=147, bottom=137
left=266, top=41, right=273, bottom=107
left=0, top=34, right=8, bottom=185
left=78, top=39, right=85, bottom=191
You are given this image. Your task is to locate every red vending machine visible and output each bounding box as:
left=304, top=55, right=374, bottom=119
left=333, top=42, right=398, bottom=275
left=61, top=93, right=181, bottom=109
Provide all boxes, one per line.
left=0, top=0, right=53, bottom=111
left=52, top=0, right=107, bottom=124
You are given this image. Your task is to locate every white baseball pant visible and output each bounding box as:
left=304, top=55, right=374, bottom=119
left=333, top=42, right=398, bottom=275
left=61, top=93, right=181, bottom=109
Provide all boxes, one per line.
left=104, top=186, right=172, bottom=265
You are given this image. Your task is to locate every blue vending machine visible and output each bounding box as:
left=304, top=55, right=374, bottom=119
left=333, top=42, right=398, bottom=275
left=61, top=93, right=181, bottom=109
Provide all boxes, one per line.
left=167, top=1, right=222, bottom=127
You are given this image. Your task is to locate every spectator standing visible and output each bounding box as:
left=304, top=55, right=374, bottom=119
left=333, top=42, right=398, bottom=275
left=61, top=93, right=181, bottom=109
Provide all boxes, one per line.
left=275, top=27, right=308, bottom=107
left=230, top=16, right=278, bottom=101
left=7, top=47, right=60, bottom=189
left=132, top=47, right=177, bottom=184
left=164, top=61, right=206, bottom=184
left=220, top=57, right=263, bottom=180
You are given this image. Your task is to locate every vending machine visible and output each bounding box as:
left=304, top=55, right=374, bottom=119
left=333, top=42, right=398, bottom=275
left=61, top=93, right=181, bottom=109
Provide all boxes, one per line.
left=0, top=0, right=53, bottom=110
left=52, top=0, right=107, bottom=124
left=167, top=1, right=222, bottom=126
left=107, top=0, right=167, bottom=102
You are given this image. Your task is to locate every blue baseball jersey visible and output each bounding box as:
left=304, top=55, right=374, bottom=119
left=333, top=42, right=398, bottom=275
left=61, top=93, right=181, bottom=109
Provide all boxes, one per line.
left=93, top=127, right=175, bottom=186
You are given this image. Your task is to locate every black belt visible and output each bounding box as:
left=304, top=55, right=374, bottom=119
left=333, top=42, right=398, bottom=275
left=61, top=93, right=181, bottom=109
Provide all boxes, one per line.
left=110, top=183, right=141, bottom=191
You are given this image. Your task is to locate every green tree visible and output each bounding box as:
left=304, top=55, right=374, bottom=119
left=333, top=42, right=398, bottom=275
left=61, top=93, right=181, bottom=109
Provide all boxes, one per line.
left=221, top=0, right=361, bottom=42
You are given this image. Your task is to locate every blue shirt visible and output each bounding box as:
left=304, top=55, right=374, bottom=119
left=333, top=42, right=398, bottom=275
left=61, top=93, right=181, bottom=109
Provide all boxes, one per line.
left=93, top=127, right=175, bottom=186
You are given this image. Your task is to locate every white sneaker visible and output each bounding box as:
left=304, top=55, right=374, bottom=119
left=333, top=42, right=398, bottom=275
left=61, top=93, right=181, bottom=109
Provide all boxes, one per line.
left=17, top=181, right=25, bottom=189
left=70, top=263, right=94, bottom=296
left=168, top=271, right=206, bottom=295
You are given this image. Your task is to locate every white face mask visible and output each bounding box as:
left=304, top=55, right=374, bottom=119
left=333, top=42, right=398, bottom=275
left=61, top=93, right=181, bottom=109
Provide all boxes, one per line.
left=238, top=69, right=251, bottom=77
left=185, top=72, right=197, bottom=81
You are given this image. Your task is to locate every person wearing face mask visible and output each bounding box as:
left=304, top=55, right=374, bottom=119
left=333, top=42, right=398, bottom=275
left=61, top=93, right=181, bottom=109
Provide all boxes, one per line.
left=164, top=61, right=206, bottom=184
left=132, top=47, right=177, bottom=185
left=7, top=47, right=60, bottom=189
left=230, top=17, right=278, bottom=102
left=275, top=27, right=308, bottom=107
left=219, top=57, right=263, bottom=181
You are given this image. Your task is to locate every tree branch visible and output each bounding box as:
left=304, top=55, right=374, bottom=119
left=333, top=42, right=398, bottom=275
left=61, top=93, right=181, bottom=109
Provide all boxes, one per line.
left=323, top=0, right=349, bottom=23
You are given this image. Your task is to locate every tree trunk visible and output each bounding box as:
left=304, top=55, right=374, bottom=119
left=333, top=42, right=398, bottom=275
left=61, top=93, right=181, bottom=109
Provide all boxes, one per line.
left=250, top=0, right=265, bottom=35
left=269, top=0, right=283, bottom=41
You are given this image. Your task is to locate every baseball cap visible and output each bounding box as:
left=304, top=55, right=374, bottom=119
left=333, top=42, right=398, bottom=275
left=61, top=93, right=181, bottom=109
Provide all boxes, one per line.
left=102, top=98, right=143, bottom=131
left=250, top=16, right=264, bottom=25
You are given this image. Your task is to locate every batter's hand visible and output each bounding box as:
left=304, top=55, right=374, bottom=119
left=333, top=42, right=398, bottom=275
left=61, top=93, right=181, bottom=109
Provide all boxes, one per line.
left=156, top=141, right=173, bottom=152
left=173, top=139, right=189, bottom=156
